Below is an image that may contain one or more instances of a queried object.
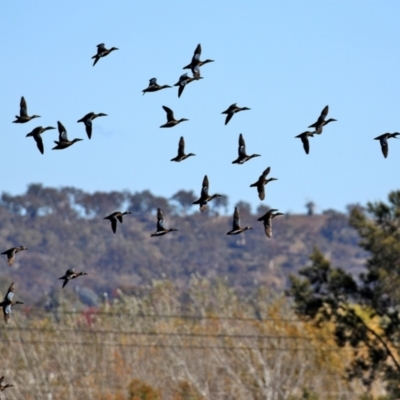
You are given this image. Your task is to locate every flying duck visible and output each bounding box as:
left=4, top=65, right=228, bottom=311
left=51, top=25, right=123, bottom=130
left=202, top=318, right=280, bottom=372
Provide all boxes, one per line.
left=104, top=211, right=132, bottom=234
left=232, top=133, right=261, bottom=164
left=374, top=132, right=400, bottom=158
left=0, top=282, right=23, bottom=324
left=92, top=43, right=119, bottom=66
left=151, top=208, right=178, bottom=237
left=142, top=78, right=171, bottom=95
left=192, top=175, right=222, bottom=212
left=59, top=268, right=88, bottom=288
left=257, top=209, right=284, bottom=238
left=160, top=106, right=188, bottom=128
left=0, top=376, right=14, bottom=392
left=77, top=112, right=107, bottom=139
left=174, top=71, right=202, bottom=98
left=226, top=207, right=252, bottom=235
left=182, top=44, right=214, bottom=74
left=295, top=131, right=315, bottom=154
left=250, top=167, right=277, bottom=200
left=52, top=121, right=83, bottom=150
left=171, top=136, right=195, bottom=162
left=13, top=96, right=40, bottom=123
left=26, top=126, right=56, bottom=154
left=308, top=105, right=337, bottom=133
left=1, top=246, right=28, bottom=267
left=222, top=103, right=250, bottom=125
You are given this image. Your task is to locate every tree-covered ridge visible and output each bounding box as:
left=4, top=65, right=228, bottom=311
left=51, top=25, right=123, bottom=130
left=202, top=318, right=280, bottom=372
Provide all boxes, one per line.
left=0, top=184, right=365, bottom=304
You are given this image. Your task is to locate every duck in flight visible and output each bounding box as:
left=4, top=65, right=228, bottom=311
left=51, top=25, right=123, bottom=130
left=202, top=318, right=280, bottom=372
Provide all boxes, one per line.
left=104, top=211, right=132, bottom=234
left=374, top=132, right=399, bottom=158
left=1, top=246, right=28, bottom=267
left=92, top=43, right=119, bottom=66
left=13, top=96, right=40, bottom=123
left=170, top=136, right=195, bottom=162
left=0, top=282, right=23, bottom=324
left=232, top=133, right=261, bottom=164
left=295, top=131, right=315, bottom=154
left=150, top=208, right=178, bottom=237
left=77, top=112, right=107, bottom=139
left=222, top=103, right=250, bottom=125
left=174, top=71, right=202, bottom=98
left=308, top=105, right=336, bottom=133
left=250, top=167, right=277, bottom=200
left=192, top=175, right=222, bottom=212
left=59, top=268, right=88, bottom=288
left=142, top=78, right=171, bottom=95
left=26, top=126, right=55, bottom=154
left=257, top=209, right=284, bottom=239
left=182, top=44, right=214, bottom=74
left=53, top=121, right=83, bottom=150
left=226, top=207, right=252, bottom=235
left=0, top=376, right=14, bottom=392
left=160, top=106, right=188, bottom=128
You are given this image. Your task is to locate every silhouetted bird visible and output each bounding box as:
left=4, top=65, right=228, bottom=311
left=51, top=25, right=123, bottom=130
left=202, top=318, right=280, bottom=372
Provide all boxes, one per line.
left=26, top=126, right=56, bottom=154
left=226, top=207, right=252, bottom=235
left=250, top=167, right=277, bottom=200
left=92, top=43, right=118, bottom=66
left=142, top=78, right=171, bottom=95
left=151, top=208, right=178, bottom=237
left=308, top=105, right=336, bottom=133
left=104, top=211, right=132, bottom=234
left=171, top=136, right=195, bottom=162
left=193, top=175, right=222, bottom=212
left=0, top=282, right=23, bottom=324
left=59, top=268, right=88, bottom=288
left=77, top=112, right=107, bottom=139
left=232, top=133, right=261, bottom=164
left=160, top=106, right=188, bottom=128
left=222, top=103, right=250, bottom=125
left=257, top=209, right=284, bottom=238
left=295, top=131, right=314, bottom=154
left=0, top=376, right=14, bottom=392
left=13, top=96, right=40, bottom=123
left=173, top=72, right=202, bottom=98
left=182, top=43, right=214, bottom=74
left=374, top=132, right=400, bottom=158
left=1, top=246, right=28, bottom=266
left=52, top=121, right=83, bottom=150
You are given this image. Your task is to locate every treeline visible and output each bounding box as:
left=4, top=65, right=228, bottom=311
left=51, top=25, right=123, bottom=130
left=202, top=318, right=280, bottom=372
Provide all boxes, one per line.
left=0, top=184, right=364, bottom=304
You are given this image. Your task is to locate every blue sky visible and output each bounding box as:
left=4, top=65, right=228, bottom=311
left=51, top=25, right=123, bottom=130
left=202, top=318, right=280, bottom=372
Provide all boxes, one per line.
left=2, top=1, right=400, bottom=214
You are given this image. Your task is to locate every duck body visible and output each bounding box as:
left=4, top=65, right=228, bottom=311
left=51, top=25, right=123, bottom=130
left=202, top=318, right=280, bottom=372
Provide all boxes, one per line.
left=257, top=209, right=284, bottom=238
left=0, top=376, right=14, bottom=392
left=171, top=136, right=195, bottom=162
left=250, top=167, right=277, bottom=200
left=295, top=131, right=314, bottom=154
left=1, top=246, right=28, bottom=266
left=59, top=268, right=88, bottom=288
left=222, top=103, right=250, bottom=125
left=0, top=282, right=24, bottom=324
left=77, top=112, right=107, bottom=139
left=151, top=208, right=178, bottom=237
left=160, top=106, right=188, bottom=128
left=374, top=132, right=400, bottom=158
left=13, top=96, right=40, bottom=123
left=53, top=121, right=83, bottom=150
left=226, top=207, right=252, bottom=235
left=232, top=133, right=260, bottom=164
left=26, top=126, right=56, bottom=154
left=92, top=43, right=119, bottom=66
left=192, top=175, right=222, bottom=212
left=182, top=44, right=214, bottom=74
left=104, top=211, right=132, bottom=234
left=142, top=78, right=171, bottom=95
left=308, top=105, right=337, bottom=132
left=174, top=72, right=202, bottom=98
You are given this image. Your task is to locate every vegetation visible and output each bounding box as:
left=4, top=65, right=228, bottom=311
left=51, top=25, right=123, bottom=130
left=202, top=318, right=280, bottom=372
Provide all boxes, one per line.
left=288, top=190, right=400, bottom=397
left=0, top=184, right=364, bottom=304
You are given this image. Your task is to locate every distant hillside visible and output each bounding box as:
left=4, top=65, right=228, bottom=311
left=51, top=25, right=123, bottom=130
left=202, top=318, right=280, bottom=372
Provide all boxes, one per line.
left=0, top=184, right=367, bottom=304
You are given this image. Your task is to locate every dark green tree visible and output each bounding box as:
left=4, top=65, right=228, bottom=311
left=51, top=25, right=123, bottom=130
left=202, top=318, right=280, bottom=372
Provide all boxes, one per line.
left=288, top=190, right=400, bottom=396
